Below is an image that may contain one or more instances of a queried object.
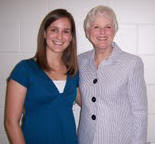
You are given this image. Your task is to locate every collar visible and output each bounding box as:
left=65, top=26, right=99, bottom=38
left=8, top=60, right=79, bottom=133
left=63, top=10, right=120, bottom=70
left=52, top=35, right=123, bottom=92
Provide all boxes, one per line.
left=89, top=42, right=122, bottom=70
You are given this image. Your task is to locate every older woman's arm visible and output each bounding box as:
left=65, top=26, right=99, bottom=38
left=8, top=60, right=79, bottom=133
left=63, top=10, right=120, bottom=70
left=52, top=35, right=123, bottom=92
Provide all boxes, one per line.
left=128, top=57, right=147, bottom=144
left=4, top=80, right=26, bottom=144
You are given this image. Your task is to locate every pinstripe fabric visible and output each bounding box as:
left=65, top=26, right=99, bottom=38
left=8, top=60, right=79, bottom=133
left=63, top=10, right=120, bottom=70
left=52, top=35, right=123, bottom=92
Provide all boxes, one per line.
left=77, top=42, right=147, bottom=144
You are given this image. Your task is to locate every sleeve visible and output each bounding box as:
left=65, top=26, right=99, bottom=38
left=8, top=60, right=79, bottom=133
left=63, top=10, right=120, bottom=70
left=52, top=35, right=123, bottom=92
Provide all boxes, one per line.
left=7, top=60, right=29, bottom=88
left=128, top=57, right=147, bottom=144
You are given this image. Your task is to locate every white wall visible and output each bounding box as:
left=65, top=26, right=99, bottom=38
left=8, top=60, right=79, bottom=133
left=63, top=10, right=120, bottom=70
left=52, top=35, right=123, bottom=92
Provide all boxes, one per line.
left=0, top=0, right=155, bottom=143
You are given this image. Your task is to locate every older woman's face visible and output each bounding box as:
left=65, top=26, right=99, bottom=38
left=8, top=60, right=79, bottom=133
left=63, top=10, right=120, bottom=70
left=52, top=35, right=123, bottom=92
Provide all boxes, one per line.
left=86, top=15, right=115, bottom=51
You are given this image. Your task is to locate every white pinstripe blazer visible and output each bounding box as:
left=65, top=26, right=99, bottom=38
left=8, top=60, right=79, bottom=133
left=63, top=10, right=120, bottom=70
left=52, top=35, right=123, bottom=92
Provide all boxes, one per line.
left=77, top=43, right=147, bottom=144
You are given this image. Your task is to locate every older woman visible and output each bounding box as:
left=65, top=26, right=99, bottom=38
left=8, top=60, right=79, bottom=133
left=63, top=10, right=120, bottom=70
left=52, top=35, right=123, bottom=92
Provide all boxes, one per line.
left=77, top=5, right=147, bottom=144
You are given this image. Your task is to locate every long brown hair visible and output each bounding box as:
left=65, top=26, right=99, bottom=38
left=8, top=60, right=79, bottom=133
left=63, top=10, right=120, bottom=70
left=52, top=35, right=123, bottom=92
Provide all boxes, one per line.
left=35, top=9, right=78, bottom=76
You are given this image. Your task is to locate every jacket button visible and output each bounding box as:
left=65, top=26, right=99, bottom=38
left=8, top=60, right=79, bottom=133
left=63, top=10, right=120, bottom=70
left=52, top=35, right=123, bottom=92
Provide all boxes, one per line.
left=93, top=78, right=97, bottom=84
left=91, top=114, right=96, bottom=120
left=92, top=97, right=96, bottom=102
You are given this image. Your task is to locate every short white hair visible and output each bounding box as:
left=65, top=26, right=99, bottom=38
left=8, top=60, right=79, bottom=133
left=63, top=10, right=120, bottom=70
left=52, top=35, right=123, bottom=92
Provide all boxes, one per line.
left=84, top=5, right=118, bottom=33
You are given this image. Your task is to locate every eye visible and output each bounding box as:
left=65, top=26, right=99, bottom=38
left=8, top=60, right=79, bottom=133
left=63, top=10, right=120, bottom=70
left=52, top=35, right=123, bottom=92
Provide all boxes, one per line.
left=93, top=25, right=99, bottom=29
left=50, top=28, right=58, bottom=32
left=64, top=29, right=71, bottom=34
left=105, top=25, right=112, bottom=29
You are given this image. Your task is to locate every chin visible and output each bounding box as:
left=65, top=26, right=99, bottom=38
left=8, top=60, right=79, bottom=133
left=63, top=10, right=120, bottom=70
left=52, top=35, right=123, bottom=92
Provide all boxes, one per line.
left=55, top=49, right=65, bottom=53
left=97, top=45, right=107, bottom=49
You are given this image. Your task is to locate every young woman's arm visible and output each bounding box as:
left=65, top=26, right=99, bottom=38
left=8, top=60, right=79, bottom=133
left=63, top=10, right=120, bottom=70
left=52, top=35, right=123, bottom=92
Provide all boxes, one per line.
left=4, top=80, right=26, bottom=144
left=75, top=88, right=82, bottom=107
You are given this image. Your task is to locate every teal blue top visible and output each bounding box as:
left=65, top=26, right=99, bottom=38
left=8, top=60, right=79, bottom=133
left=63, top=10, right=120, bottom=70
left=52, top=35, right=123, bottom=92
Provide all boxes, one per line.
left=8, top=59, right=79, bottom=144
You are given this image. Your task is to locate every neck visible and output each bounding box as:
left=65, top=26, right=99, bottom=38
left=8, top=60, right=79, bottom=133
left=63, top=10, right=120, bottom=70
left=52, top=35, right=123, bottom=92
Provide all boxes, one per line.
left=94, top=46, right=113, bottom=67
left=46, top=49, right=64, bottom=69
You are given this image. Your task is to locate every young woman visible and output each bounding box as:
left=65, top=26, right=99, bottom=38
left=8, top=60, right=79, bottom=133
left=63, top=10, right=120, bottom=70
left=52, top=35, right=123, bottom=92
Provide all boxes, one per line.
left=5, top=9, right=79, bottom=144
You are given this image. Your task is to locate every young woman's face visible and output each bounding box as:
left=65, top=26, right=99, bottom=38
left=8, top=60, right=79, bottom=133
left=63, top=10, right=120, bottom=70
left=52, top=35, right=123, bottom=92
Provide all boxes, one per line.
left=44, top=17, right=72, bottom=54
left=86, top=15, right=115, bottom=51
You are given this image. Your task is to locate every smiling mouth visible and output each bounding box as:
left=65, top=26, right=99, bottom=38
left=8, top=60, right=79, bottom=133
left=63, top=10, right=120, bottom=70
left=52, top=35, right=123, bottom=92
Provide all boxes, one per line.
left=53, top=41, right=64, bottom=46
left=97, top=38, right=108, bottom=41
left=97, top=37, right=108, bottom=41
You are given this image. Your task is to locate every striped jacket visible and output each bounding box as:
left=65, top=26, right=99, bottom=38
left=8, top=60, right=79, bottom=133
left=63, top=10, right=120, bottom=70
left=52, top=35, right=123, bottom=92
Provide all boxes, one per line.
left=78, top=43, right=147, bottom=144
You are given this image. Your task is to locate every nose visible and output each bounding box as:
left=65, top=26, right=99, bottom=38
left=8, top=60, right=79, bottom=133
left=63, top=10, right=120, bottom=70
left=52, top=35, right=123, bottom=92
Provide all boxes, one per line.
left=99, top=28, right=105, bottom=34
left=57, top=32, right=63, bottom=40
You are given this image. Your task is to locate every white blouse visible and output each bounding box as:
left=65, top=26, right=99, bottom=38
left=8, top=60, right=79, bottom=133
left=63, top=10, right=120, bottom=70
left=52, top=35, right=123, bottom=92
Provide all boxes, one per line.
left=53, top=80, right=66, bottom=93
